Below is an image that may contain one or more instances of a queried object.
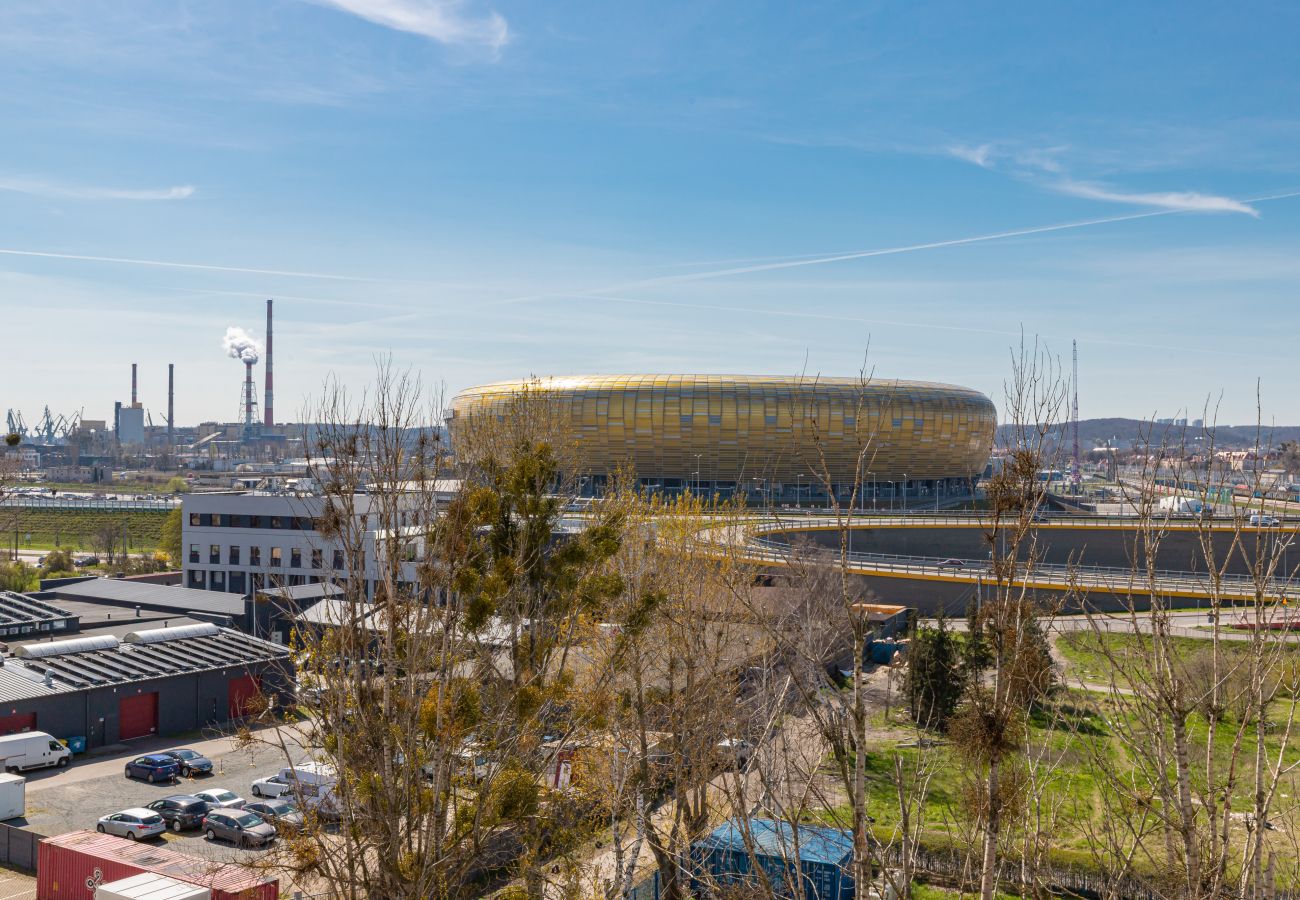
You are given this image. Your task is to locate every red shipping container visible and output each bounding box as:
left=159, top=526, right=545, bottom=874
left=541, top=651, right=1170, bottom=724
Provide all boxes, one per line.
left=37, top=830, right=278, bottom=900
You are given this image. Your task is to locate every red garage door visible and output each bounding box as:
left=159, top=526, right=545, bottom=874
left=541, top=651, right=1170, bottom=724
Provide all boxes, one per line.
left=119, top=692, right=159, bottom=740
left=0, top=713, right=35, bottom=735
left=228, top=675, right=261, bottom=720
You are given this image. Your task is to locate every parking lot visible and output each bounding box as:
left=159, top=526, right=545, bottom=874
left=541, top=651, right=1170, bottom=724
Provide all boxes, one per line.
left=19, top=727, right=306, bottom=865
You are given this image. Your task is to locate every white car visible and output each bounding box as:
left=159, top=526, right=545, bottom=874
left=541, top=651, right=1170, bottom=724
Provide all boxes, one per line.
left=97, top=807, right=166, bottom=841
left=193, top=788, right=245, bottom=809
left=250, top=773, right=293, bottom=798
left=1251, top=513, right=1281, bottom=527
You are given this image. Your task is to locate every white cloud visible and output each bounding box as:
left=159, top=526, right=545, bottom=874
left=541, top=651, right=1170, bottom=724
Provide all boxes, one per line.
left=1053, top=179, right=1258, bottom=216
left=310, top=0, right=508, bottom=50
left=0, top=177, right=194, bottom=201
left=948, top=143, right=995, bottom=168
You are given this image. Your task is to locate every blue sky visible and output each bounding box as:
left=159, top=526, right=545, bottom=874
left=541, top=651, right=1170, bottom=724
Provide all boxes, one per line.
left=1, top=1, right=1298, bottom=426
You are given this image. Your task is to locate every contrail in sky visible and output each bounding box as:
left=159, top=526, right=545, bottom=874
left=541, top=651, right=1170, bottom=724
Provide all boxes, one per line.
left=601, top=190, right=1300, bottom=291
left=1, top=191, right=1297, bottom=290
left=0, top=247, right=376, bottom=281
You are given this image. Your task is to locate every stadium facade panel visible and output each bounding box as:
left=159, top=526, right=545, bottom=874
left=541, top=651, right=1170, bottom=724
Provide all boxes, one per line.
left=449, top=375, right=996, bottom=497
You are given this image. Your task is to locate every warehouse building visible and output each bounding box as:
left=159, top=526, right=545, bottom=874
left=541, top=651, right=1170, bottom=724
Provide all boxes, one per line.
left=0, top=622, right=292, bottom=748
left=0, top=591, right=81, bottom=640
left=37, top=576, right=257, bottom=633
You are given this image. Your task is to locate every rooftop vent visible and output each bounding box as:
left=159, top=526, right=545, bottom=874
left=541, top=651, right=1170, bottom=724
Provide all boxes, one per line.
left=124, top=622, right=221, bottom=644
left=16, top=634, right=121, bottom=658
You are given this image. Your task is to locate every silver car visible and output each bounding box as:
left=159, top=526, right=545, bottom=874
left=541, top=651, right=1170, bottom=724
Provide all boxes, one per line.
left=97, top=808, right=166, bottom=841
left=193, top=788, right=245, bottom=809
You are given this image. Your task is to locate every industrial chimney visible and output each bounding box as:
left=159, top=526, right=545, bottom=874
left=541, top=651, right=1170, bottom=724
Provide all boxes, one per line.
left=131, top=363, right=138, bottom=408
left=167, top=363, right=174, bottom=448
left=264, top=298, right=274, bottom=427
left=244, top=362, right=256, bottom=427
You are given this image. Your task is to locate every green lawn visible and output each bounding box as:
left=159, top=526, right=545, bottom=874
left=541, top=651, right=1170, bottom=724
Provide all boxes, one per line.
left=0, top=507, right=170, bottom=552
left=1057, top=628, right=1300, bottom=685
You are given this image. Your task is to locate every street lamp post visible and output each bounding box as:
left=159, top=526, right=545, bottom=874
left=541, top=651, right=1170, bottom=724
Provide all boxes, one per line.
left=796, top=474, right=802, bottom=509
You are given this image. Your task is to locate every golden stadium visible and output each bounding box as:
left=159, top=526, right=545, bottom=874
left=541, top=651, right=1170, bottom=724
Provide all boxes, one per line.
left=448, top=374, right=996, bottom=503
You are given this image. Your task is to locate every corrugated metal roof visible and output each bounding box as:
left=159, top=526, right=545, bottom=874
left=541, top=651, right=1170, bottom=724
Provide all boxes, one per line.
left=39, top=578, right=246, bottom=615
left=0, top=664, right=69, bottom=701
left=0, top=591, right=75, bottom=626
left=696, top=818, right=854, bottom=866
left=39, top=830, right=278, bottom=893
left=257, top=580, right=342, bottom=602
left=295, top=597, right=375, bottom=628
left=8, top=627, right=289, bottom=692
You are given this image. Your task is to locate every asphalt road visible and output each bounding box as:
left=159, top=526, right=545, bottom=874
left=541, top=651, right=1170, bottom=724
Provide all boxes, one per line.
left=19, top=727, right=306, bottom=865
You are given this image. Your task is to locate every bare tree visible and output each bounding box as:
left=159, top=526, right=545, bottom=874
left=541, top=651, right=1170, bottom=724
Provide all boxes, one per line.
left=242, top=366, right=626, bottom=899
left=1073, top=397, right=1300, bottom=899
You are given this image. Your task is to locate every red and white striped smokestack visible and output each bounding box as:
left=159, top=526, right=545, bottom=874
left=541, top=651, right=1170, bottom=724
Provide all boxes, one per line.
left=264, top=298, right=274, bottom=427
left=131, top=363, right=138, bottom=407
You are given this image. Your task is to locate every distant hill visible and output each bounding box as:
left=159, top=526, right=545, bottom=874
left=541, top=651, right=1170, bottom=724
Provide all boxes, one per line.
left=997, top=418, right=1300, bottom=452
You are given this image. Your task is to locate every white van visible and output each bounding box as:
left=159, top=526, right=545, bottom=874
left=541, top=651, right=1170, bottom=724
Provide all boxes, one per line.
left=252, top=761, right=336, bottom=799
left=0, top=731, right=72, bottom=772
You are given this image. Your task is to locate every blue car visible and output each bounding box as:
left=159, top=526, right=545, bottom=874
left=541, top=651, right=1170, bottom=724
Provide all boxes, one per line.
left=124, top=754, right=180, bottom=784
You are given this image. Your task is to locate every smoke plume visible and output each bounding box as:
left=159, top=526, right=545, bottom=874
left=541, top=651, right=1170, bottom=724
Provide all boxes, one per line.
left=223, top=326, right=261, bottom=365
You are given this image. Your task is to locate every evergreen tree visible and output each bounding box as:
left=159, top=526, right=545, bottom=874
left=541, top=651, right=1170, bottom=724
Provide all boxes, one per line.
left=905, top=615, right=965, bottom=729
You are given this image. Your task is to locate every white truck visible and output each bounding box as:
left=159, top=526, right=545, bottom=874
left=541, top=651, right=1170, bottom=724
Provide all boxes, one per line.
left=0, top=731, right=71, bottom=772
left=1156, top=495, right=1206, bottom=516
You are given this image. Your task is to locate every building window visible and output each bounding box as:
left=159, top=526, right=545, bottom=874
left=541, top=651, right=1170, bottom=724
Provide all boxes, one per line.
left=333, top=549, right=344, bottom=570
left=189, top=513, right=200, bottom=526
left=251, top=516, right=264, bottom=529
left=311, top=549, right=322, bottom=569
left=291, top=548, right=302, bottom=568
left=229, top=546, right=240, bottom=565
left=250, top=546, right=261, bottom=566
left=210, top=570, right=225, bottom=588
left=679, top=415, right=692, bottom=427
left=270, top=547, right=282, bottom=567
left=765, top=415, right=777, bottom=425
left=189, top=544, right=199, bottom=564
left=189, top=570, right=205, bottom=588
left=209, top=544, right=220, bottom=564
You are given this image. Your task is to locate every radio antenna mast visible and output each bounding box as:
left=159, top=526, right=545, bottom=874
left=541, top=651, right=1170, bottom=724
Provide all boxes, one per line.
left=1071, top=339, right=1081, bottom=494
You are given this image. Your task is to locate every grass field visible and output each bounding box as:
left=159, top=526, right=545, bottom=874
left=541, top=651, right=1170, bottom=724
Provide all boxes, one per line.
left=0, top=507, right=170, bottom=552
left=1057, top=628, right=1300, bottom=684
left=806, top=630, right=1300, bottom=887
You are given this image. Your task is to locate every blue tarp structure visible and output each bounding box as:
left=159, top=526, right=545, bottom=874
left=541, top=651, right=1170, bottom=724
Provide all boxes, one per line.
left=691, top=818, right=855, bottom=899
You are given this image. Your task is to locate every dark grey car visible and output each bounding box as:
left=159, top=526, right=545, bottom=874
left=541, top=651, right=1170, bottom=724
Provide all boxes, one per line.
left=202, top=809, right=277, bottom=848
left=162, top=748, right=213, bottom=777
left=145, top=795, right=210, bottom=831
left=244, top=799, right=304, bottom=830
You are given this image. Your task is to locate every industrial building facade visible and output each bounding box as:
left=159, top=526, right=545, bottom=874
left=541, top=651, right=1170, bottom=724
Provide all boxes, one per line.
left=449, top=374, right=997, bottom=502
left=0, top=623, right=292, bottom=749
